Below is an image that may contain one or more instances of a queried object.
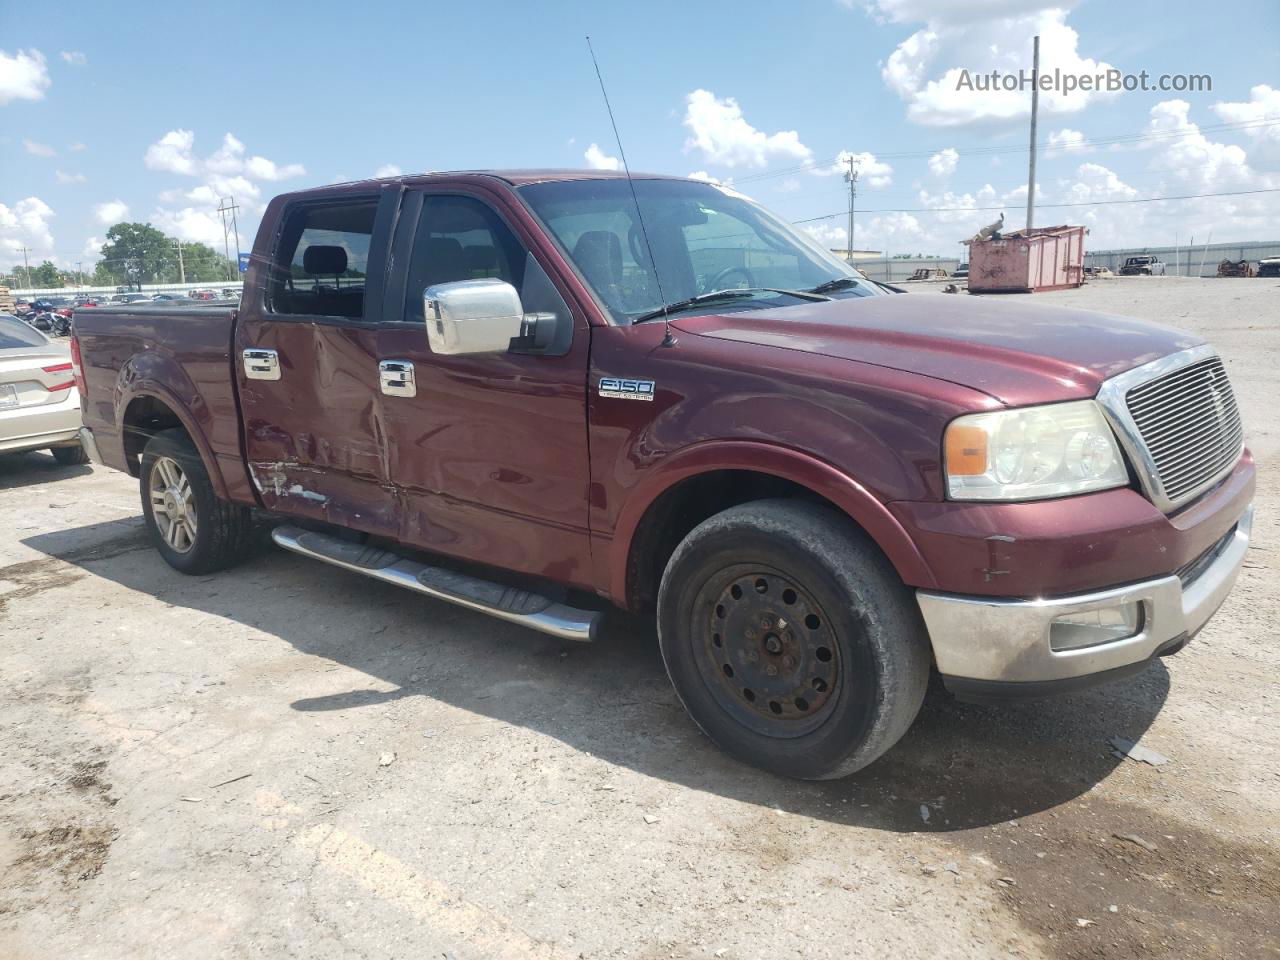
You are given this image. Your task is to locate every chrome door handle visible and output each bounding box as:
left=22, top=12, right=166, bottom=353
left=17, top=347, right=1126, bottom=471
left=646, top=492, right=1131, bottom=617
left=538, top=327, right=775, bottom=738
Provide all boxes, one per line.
left=379, top=359, right=416, bottom=397
left=242, top=348, right=281, bottom=381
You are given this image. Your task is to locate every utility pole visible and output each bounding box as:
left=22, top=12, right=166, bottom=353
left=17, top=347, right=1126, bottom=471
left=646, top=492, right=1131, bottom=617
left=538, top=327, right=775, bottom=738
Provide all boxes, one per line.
left=20, top=246, right=31, bottom=289
left=1025, top=34, right=1040, bottom=231
left=217, top=196, right=242, bottom=282
left=844, top=157, right=859, bottom=263
left=174, top=239, right=186, bottom=284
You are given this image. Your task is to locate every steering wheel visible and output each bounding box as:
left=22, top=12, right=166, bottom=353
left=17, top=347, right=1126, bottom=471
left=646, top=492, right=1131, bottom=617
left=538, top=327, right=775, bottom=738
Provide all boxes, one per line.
left=705, top=266, right=756, bottom=293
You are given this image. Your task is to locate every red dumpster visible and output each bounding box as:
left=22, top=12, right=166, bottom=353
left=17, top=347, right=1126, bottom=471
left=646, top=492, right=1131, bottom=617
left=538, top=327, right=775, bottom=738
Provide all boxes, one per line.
left=967, top=225, right=1087, bottom=293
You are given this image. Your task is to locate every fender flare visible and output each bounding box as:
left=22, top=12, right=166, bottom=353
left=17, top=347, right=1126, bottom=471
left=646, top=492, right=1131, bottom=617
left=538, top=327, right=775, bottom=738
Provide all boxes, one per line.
left=608, top=440, right=937, bottom=604
left=117, top=379, right=230, bottom=500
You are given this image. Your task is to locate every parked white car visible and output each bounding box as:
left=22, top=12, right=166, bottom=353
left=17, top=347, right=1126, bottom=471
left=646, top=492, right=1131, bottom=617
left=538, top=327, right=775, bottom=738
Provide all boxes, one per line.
left=0, top=314, right=88, bottom=463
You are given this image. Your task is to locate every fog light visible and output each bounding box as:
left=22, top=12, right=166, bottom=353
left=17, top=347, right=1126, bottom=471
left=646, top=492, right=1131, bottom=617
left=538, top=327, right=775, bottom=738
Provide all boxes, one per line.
left=1050, top=602, right=1143, bottom=652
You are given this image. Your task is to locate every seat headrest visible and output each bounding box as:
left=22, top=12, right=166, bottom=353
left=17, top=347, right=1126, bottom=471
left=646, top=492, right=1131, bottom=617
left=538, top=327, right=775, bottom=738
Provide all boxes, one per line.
left=303, top=245, right=348, bottom=276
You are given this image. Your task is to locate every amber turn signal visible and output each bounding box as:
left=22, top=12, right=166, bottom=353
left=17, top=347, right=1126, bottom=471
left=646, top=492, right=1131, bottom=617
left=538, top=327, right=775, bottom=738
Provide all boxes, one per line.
left=945, top=424, right=989, bottom=476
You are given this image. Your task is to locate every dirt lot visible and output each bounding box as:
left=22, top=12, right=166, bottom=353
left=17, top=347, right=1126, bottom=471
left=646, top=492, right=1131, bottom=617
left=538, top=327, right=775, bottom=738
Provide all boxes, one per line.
left=1, top=276, right=1277, bottom=959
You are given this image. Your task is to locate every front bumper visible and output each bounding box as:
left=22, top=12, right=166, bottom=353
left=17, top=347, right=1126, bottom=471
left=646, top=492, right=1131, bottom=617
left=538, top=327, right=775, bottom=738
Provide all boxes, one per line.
left=917, top=503, right=1253, bottom=701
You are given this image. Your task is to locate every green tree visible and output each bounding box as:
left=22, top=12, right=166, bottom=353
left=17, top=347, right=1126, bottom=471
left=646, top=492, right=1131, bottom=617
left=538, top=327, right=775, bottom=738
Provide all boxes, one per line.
left=29, top=260, right=63, bottom=288
left=93, top=223, right=235, bottom=285
left=97, top=223, right=177, bottom=286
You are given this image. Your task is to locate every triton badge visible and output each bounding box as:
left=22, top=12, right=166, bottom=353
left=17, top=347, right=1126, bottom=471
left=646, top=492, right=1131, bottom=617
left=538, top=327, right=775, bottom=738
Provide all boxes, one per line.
left=599, top=377, right=656, bottom=401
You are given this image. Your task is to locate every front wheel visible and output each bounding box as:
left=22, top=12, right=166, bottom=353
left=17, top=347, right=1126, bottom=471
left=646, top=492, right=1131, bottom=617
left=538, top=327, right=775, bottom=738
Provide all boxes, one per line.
left=140, top=430, right=253, bottom=575
left=657, top=499, right=930, bottom=780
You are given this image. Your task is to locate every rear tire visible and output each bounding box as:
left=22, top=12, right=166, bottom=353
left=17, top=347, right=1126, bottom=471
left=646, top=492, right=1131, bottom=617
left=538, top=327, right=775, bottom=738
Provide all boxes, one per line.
left=50, top=444, right=90, bottom=466
left=657, top=499, right=930, bottom=780
left=140, top=429, right=253, bottom=575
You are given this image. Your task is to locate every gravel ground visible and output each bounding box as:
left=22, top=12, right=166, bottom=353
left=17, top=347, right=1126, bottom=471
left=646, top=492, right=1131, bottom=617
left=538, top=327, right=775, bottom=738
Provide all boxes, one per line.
left=1, top=276, right=1276, bottom=959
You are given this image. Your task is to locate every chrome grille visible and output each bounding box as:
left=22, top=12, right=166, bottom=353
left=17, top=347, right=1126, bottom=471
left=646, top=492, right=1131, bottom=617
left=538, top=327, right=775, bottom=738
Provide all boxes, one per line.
left=1125, top=356, right=1243, bottom=505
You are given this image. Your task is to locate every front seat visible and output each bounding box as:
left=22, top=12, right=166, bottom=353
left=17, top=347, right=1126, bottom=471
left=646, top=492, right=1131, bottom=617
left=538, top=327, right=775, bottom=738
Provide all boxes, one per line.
left=571, top=230, right=625, bottom=312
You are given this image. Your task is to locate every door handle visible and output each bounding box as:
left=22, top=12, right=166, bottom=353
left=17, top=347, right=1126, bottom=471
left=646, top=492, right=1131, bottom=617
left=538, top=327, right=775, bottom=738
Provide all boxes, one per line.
left=379, top=359, right=416, bottom=398
left=243, top=348, right=281, bottom=381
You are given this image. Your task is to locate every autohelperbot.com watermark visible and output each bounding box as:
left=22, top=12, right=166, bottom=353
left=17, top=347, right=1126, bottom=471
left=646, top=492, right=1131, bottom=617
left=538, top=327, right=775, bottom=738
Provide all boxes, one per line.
left=956, top=68, right=1211, bottom=96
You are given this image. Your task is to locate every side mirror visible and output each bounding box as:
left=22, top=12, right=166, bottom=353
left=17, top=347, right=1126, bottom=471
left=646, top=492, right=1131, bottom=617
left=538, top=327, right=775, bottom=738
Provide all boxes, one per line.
left=422, top=279, right=525, bottom=355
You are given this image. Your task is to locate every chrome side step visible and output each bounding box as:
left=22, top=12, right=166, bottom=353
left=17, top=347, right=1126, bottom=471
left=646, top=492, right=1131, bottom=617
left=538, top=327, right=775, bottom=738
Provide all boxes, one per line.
left=271, top=525, right=599, bottom=642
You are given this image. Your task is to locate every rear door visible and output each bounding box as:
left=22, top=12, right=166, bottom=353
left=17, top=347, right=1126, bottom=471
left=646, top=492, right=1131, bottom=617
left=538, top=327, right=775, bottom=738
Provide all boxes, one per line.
left=375, top=187, right=595, bottom=584
left=234, top=188, right=400, bottom=535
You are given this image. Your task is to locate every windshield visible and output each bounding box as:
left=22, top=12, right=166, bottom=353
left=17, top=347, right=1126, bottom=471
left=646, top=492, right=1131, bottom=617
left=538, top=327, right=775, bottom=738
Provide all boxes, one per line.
left=518, top=178, right=879, bottom=324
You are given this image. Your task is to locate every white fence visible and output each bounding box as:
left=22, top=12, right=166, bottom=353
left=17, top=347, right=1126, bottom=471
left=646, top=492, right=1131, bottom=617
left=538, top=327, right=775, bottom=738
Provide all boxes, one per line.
left=8, top=281, right=246, bottom=299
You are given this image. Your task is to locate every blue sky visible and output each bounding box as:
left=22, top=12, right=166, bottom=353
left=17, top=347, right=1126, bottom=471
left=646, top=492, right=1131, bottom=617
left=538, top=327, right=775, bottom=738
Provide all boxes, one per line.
left=2, top=0, right=1277, bottom=268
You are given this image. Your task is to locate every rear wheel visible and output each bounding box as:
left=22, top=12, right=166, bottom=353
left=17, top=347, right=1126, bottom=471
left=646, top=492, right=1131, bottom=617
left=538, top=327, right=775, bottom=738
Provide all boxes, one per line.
left=140, top=430, right=253, bottom=574
left=657, top=499, right=930, bottom=780
left=50, top=444, right=89, bottom=466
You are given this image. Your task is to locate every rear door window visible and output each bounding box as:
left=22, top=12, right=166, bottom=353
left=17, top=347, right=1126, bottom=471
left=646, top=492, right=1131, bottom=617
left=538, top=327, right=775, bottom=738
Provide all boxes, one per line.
left=269, top=200, right=378, bottom=319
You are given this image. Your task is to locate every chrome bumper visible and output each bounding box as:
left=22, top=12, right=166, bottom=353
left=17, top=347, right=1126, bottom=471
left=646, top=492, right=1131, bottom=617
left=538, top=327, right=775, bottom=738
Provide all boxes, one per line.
left=78, top=426, right=103, bottom=464
left=917, top=503, right=1253, bottom=685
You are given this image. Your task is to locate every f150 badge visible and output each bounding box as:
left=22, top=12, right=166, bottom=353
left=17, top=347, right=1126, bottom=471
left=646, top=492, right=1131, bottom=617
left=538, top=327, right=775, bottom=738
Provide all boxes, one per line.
left=599, top=377, right=656, bottom=401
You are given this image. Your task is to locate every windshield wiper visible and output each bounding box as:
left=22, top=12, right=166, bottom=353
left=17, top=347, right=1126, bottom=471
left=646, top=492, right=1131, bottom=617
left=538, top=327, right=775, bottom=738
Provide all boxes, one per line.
left=807, top=276, right=863, bottom=295
left=634, top=287, right=829, bottom=324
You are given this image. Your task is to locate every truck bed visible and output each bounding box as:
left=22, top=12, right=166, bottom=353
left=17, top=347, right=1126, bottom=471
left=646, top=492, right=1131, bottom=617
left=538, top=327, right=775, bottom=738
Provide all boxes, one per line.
left=74, top=303, right=248, bottom=499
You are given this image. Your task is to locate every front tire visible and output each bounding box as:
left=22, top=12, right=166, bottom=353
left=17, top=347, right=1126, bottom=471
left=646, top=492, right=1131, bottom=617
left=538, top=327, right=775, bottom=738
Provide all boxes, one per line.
left=657, top=499, right=930, bottom=780
left=140, top=429, right=253, bottom=575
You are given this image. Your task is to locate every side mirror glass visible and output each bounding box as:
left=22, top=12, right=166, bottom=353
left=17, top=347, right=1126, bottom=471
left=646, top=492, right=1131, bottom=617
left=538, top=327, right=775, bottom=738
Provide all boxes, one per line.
left=422, top=279, right=524, bottom=355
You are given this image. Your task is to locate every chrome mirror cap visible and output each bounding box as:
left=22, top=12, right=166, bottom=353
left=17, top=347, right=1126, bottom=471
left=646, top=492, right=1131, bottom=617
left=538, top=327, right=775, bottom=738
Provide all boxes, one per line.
left=423, top=278, right=524, bottom=355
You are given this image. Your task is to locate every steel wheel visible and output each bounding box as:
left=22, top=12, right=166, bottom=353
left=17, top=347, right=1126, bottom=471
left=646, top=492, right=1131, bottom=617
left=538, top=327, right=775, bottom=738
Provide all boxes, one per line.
left=149, top=455, right=197, bottom=554
left=693, top=563, right=843, bottom=739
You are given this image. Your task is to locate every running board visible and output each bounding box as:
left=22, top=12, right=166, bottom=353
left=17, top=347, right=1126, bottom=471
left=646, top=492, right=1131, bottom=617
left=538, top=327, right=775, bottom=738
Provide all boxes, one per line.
left=270, top=525, right=598, bottom=642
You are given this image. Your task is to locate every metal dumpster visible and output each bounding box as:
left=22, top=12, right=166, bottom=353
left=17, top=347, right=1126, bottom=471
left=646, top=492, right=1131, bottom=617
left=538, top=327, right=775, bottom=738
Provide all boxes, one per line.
left=968, top=225, right=1087, bottom=293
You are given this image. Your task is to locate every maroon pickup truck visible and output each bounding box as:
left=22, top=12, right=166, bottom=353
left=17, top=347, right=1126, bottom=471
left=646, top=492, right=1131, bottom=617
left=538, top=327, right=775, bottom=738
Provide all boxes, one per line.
left=73, top=170, right=1254, bottom=779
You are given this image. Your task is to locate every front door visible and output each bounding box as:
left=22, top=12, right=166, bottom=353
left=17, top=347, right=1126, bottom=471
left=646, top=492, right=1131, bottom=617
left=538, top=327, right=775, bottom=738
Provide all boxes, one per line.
left=376, top=189, right=594, bottom=585
left=235, top=188, right=400, bottom=536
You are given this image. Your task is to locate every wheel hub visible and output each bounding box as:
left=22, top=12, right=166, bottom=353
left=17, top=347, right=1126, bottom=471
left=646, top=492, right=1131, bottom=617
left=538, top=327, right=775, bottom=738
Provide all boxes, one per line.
left=149, top=456, right=197, bottom=554
left=698, top=568, right=841, bottom=737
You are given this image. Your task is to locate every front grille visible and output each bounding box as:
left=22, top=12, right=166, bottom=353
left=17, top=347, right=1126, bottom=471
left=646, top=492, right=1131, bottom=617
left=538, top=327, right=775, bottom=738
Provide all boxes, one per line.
left=1125, top=356, right=1243, bottom=505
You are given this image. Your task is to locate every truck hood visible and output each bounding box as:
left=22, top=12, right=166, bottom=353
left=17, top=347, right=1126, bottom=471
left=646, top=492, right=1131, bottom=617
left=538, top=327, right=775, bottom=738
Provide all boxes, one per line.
left=672, top=293, right=1202, bottom=406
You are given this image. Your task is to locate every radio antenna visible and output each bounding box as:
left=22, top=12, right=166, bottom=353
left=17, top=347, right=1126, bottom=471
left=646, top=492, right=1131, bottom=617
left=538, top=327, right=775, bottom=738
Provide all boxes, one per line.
left=585, top=36, right=675, bottom=347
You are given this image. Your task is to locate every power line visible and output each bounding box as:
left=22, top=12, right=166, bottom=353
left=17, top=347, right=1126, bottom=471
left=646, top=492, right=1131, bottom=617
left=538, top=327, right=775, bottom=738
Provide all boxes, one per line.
left=732, top=116, right=1280, bottom=185
left=790, top=187, right=1280, bottom=223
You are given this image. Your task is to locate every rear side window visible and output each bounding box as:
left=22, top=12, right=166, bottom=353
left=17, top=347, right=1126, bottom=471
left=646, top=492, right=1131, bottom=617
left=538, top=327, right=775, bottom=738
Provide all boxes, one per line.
left=0, top=315, right=48, bottom=348
left=269, top=200, right=378, bottom=319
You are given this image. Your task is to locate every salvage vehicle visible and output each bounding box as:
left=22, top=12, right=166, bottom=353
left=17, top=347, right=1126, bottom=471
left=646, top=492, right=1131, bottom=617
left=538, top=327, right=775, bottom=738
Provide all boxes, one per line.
left=0, top=314, right=89, bottom=463
left=1118, top=255, right=1166, bottom=276
left=73, top=171, right=1255, bottom=779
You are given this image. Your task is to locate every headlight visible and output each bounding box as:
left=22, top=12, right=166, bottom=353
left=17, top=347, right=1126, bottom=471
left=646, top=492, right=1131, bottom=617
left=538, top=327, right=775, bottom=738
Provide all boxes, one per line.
left=944, top=399, right=1128, bottom=501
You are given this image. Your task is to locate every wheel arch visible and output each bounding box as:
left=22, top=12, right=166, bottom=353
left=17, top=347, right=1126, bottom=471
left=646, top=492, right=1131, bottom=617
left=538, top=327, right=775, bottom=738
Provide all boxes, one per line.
left=612, top=440, right=937, bottom=613
left=119, top=384, right=228, bottom=499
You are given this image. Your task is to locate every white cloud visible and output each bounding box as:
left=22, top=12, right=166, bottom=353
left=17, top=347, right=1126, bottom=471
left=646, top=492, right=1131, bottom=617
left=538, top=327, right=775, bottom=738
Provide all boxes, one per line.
left=55, top=170, right=86, bottom=183
left=1211, top=85, right=1280, bottom=171
left=23, top=139, right=56, bottom=158
left=814, top=150, right=893, bottom=188
left=374, top=164, right=403, bottom=178
left=245, top=155, right=306, bottom=181
left=1143, top=99, right=1259, bottom=192
left=779, top=178, right=801, bottom=192
left=82, top=236, right=102, bottom=261
left=144, top=129, right=197, bottom=174
left=205, top=133, right=245, bottom=174
left=686, top=170, right=724, bottom=184
left=682, top=89, right=812, bottom=168
left=584, top=143, right=621, bottom=171
left=0, top=49, right=50, bottom=105
left=60, top=50, right=87, bottom=66
left=876, top=5, right=1118, bottom=126
left=802, top=222, right=849, bottom=249
left=0, top=196, right=56, bottom=259
left=94, top=200, right=129, bottom=225
left=1047, top=128, right=1090, bottom=153
left=928, top=147, right=958, bottom=176
left=148, top=207, right=230, bottom=246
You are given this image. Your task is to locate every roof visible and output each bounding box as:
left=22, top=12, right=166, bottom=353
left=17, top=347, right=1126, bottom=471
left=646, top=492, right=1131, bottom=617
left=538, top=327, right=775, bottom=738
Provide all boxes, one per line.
left=311, top=168, right=687, bottom=195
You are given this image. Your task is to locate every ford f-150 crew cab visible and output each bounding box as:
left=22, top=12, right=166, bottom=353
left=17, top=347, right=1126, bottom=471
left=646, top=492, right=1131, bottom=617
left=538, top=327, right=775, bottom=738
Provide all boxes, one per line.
left=73, top=170, right=1255, bottom=779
